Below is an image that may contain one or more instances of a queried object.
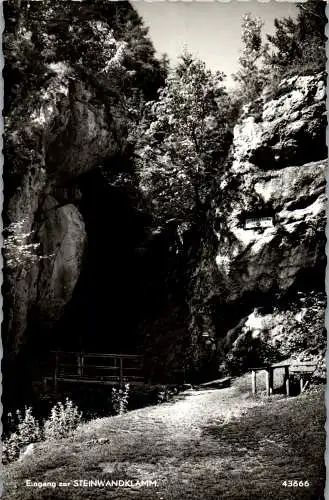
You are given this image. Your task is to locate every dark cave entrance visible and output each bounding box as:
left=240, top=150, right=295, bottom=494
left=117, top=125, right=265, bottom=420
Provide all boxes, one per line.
left=54, top=168, right=152, bottom=354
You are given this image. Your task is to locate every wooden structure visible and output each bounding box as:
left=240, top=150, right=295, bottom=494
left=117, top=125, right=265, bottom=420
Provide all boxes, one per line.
left=250, top=359, right=317, bottom=397
left=43, top=351, right=144, bottom=391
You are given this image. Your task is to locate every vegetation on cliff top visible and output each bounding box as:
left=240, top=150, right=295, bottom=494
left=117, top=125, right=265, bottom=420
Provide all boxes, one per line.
left=233, top=0, right=326, bottom=105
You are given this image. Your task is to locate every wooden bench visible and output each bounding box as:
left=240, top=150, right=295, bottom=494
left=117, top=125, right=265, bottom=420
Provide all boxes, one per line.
left=250, top=360, right=317, bottom=397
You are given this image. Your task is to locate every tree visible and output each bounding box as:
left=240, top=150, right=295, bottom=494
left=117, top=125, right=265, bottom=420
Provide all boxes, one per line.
left=266, top=0, right=326, bottom=76
left=3, top=0, right=165, bottom=111
left=3, top=218, right=54, bottom=276
left=135, top=52, right=232, bottom=230
left=233, top=13, right=269, bottom=103
left=4, top=0, right=166, bottom=202
left=159, top=52, right=171, bottom=80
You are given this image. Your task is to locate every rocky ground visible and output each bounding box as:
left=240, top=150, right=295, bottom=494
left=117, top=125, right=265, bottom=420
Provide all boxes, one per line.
left=3, top=377, right=325, bottom=500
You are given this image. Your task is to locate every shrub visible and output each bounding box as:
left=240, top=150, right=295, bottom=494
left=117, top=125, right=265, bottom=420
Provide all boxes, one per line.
left=111, top=384, right=130, bottom=415
left=17, top=406, right=42, bottom=446
left=2, top=407, right=42, bottom=464
left=2, top=432, right=21, bottom=464
left=225, top=330, right=277, bottom=376
left=3, top=399, right=84, bottom=463
left=157, top=387, right=169, bottom=404
left=44, top=398, right=82, bottom=441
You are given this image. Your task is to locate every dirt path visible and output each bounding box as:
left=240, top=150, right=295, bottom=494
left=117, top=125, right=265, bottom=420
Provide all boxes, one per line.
left=4, top=383, right=325, bottom=500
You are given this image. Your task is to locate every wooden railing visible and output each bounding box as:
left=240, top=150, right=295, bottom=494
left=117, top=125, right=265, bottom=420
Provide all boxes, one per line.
left=44, top=351, right=144, bottom=389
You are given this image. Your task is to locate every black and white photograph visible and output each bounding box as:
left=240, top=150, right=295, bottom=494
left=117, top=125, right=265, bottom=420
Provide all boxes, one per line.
left=1, top=0, right=327, bottom=498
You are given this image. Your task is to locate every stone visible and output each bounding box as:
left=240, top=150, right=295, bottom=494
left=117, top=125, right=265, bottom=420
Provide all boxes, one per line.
left=231, top=72, right=326, bottom=172
left=214, top=72, right=326, bottom=304
left=191, top=72, right=326, bottom=374
left=35, top=197, right=87, bottom=325
left=4, top=61, right=121, bottom=359
left=18, top=443, right=35, bottom=462
left=215, top=159, right=326, bottom=301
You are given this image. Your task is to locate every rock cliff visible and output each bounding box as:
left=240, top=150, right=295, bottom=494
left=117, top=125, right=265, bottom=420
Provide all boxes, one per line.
left=135, top=72, right=327, bottom=383
left=202, top=72, right=327, bottom=372
left=3, top=1, right=165, bottom=400
left=4, top=63, right=121, bottom=359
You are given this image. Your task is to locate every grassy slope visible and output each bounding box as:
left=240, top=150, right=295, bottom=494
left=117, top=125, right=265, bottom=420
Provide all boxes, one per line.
left=3, top=376, right=325, bottom=500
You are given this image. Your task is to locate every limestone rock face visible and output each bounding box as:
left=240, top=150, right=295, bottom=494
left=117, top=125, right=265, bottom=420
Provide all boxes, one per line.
left=231, top=73, right=326, bottom=173
left=215, top=159, right=326, bottom=302
left=4, top=62, right=120, bottom=356
left=188, top=72, right=327, bottom=375
left=215, top=72, right=327, bottom=304
left=36, top=197, right=86, bottom=326
left=6, top=63, right=119, bottom=224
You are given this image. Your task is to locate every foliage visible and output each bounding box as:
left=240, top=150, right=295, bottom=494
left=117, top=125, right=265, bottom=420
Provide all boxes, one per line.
left=224, top=291, right=326, bottom=377
left=2, top=432, right=22, bottom=464
left=277, top=291, right=326, bottom=359
left=156, top=385, right=179, bottom=404
left=135, top=51, right=232, bottom=227
left=266, top=0, right=326, bottom=78
left=43, top=398, right=82, bottom=441
left=233, top=14, right=269, bottom=104
left=111, top=384, right=130, bottom=415
left=2, top=407, right=42, bottom=464
left=3, top=218, right=55, bottom=271
left=3, top=1, right=166, bottom=202
left=234, top=2, right=326, bottom=104
left=17, top=407, right=42, bottom=446
left=4, top=0, right=165, bottom=112
left=105, top=1, right=166, bottom=100
left=3, top=399, right=82, bottom=464
left=225, top=330, right=277, bottom=376
left=157, top=388, right=169, bottom=404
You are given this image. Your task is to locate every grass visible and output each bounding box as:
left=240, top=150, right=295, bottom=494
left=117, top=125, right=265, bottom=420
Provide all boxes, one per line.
left=2, top=376, right=325, bottom=500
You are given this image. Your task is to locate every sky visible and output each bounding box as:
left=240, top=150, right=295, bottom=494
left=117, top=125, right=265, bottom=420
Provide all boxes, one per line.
left=133, top=0, right=299, bottom=86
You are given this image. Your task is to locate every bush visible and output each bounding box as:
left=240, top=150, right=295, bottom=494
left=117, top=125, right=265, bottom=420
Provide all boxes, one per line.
left=111, top=384, right=130, bottom=415
left=17, top=407, right=42, bottom=446
left=3, top=399, right=83, bottom=464
left=43, top=398, right=82, bottom=441
left=2, top=432, right=21, bottom=464
left=225, top=330, right=277, bottom=376
left=157, top=387, right=169, bottom=404
left=2, top=407, right=42, bottom=464
left=156, top=385, right=179, bottom=404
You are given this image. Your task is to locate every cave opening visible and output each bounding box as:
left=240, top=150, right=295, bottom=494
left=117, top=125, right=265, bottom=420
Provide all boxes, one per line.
left=53, top=168, right=152, bottom=355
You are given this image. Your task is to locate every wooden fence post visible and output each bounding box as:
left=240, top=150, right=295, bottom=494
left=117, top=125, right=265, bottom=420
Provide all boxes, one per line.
left=251, top=370, right=257, bottom=395
left=120, top=357, right=123, bottom=385
left=300, top=376, right=304, bottom=394
left=284, top=366, right=290, bottom=397
left=77, top=354, right=81, bottom=377
left=265, top=370, right=269, bottom=396
left=80, top=352, right=84, bottom=377
left=269, top=368, right=273, bottom=395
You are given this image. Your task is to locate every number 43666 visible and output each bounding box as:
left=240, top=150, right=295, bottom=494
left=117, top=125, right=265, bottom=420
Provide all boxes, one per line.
left=282, top=480, right=310, bottom=487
